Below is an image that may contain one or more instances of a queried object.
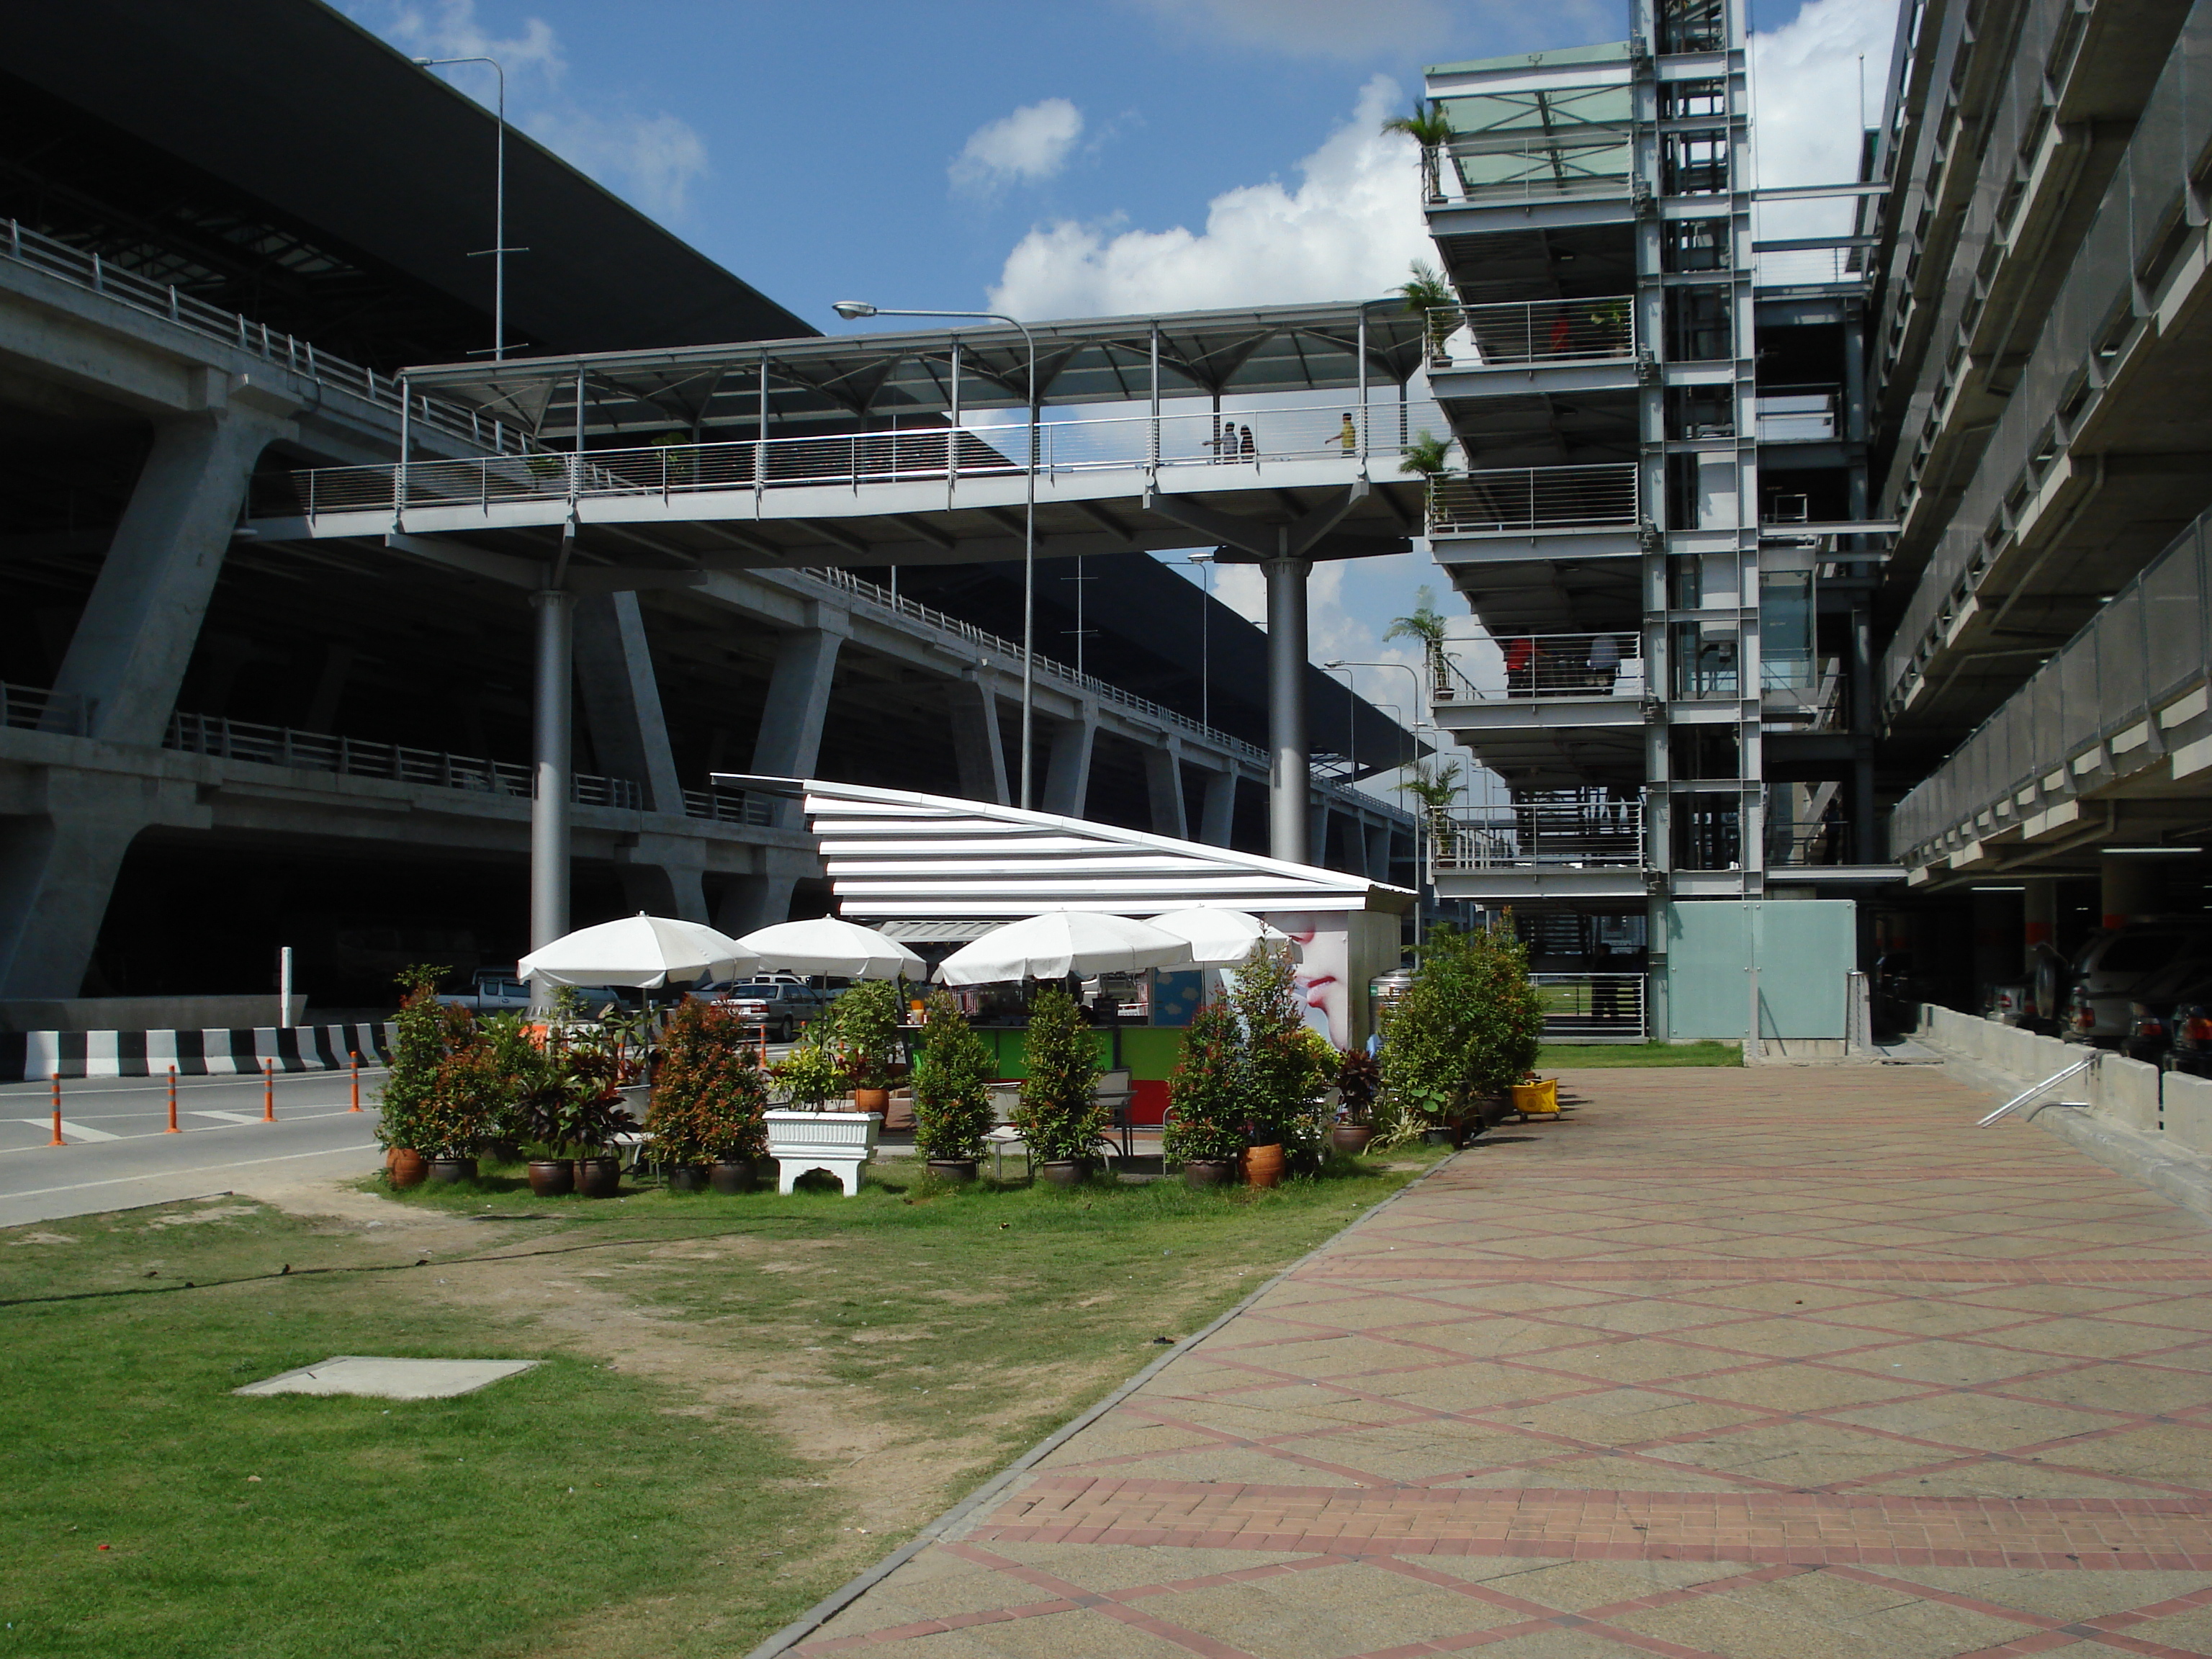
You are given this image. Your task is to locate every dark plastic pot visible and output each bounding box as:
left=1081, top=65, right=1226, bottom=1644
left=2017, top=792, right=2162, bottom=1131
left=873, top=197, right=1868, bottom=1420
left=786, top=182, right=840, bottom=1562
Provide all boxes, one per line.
left=1182, top=1160, right=1236, bottom=1189
left=485, top=1140, right=523, bottom=1165
left=427, top=1156, right=476, bottom=1184
left=1331, top=1125, right=1374, bottom=1156
left=667, top=1165, right=710, bottom=1192
left=926, top=1159, right=979, bottom=1184
left=574, top=1155, right=621, bottom=1197
left=1421, top=1126, right=1457, bottom=1147
left=1040, top=1159, right=1089, bottom=1188
left=709, top=1160, right=757, bottom=1195
left=526, top=1159, right=575, bottom=1197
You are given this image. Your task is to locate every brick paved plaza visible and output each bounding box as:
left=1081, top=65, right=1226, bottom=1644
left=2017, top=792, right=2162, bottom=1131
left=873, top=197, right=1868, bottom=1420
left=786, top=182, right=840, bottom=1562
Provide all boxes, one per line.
left=795, top=1066, right=2212, bottom=1658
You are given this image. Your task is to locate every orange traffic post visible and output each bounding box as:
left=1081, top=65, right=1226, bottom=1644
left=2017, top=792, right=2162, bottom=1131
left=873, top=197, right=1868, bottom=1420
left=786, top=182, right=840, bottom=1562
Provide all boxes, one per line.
left=48, top=1074, right=63, bottom=1146
left=348, top=1052, right=361, bottom=1111
left=166, top=1066, right=180, bottom=1133
left=263, top=1057, right=275, bottom=1122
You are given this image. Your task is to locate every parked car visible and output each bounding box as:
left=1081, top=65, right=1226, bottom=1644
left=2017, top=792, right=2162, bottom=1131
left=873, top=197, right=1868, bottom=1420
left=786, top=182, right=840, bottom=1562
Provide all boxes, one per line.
left=2063, top=924, right=2212, bottom=1046
left=712, top=976, right=834, bottom=1041
left=439, top=969, right=530, bottom=1014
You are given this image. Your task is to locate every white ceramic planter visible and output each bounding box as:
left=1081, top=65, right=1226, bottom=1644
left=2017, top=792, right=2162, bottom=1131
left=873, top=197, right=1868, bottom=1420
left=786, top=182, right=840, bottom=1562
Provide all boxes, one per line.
left=765, top=1107, right=881, bottom=1195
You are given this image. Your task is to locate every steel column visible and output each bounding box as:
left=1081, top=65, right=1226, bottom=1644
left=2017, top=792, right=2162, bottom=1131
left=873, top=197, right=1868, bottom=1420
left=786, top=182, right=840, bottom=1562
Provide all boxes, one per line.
left=1264, top=553, right=1311, bottom=864
left=529, top=589, right=575, bottom=956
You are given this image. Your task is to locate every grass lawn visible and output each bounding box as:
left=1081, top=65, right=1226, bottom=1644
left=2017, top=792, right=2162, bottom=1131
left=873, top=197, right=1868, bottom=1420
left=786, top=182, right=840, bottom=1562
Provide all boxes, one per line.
left=1, top=1151, right=1442, bottom=1658
left=1537, top=1040, right=1743, bottom=1069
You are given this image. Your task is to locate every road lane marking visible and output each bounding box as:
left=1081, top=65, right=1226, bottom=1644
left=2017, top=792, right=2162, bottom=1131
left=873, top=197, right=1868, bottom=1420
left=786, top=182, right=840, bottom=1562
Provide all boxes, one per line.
left=0, top=1143, right=382, bottom=1203
left=17, top=1119, right=122, bottom=1143
left=189, top=1110, right=272, bottom=1125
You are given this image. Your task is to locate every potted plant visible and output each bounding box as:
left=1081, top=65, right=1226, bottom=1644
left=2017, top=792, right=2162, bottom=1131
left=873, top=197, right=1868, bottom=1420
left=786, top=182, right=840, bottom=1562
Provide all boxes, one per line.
left=765, top=1025, right=878, bottom=1195
left=1388, top=588, right=1455, bottom=708
left=1012, top=984, right=1105, bottom=1187
left=645, top=999, right=769, bottom=1192
left=376, top=963, right=451, bottom=1189
left=1380, top=108, right=1456, bottom=203
left=1377, top=923, right=1543, bottom=1146
left=1233, top=943, right=1321, bottom=1187
left=910, top=989, right=995, bottom=1182
left=420, top=1038, right=505, bottom=1183
left=1394, top=259, right=1458, bottom=357
left=1163, top=1000, right=1246, bottom=1187
left=1334, top=1049, right=1382, bottom=1154
left=830, top=979, right=905, bottom=1115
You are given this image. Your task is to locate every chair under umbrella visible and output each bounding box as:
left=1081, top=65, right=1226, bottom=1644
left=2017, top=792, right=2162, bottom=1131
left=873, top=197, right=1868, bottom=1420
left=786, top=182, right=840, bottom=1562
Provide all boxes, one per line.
left=1146, top=907, right=1300, bottom=967
left=518, top=914, right=757, bottom=989
left=934, top=910, right=1194, bottom=986
left=737, top=917, right=925, bottom=981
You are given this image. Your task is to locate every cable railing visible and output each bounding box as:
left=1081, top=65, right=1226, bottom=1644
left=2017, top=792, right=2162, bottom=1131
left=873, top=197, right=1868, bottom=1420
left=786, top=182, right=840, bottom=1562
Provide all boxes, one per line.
left=1752, top=244, right=1869, bottom=289
left=1534, top=973, right=1647, bottom=1040
left=1423, top=299, right=1637, bottom=368
left=1430, top=798, right=1647, bottom=873
left=1434, top=633, right=1646, bottom=703
left=257, top=397, right=1452, bottom=521
left=0, top=217, right=534, bottom=458
left=1428, top=464, right=1641, bottom=536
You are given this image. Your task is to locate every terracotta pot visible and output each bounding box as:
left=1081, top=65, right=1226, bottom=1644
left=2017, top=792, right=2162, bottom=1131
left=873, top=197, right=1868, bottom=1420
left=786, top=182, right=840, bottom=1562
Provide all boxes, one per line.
left=925, top=1158, right=979, bottom=1184
left=1040, top=1158, right=1089, bottom=1188
left=426, top=1156, right=477, bottom=1184
left=709, top=1160, right=757, bottom=1195
left=388, top=1148, right=427, bottom=1190
left=574, top=1155, right=621, bottom=1197
left=526, top=1159, right=574, bottom=1197
left=667, top=1165, right=710, bottom=1192
left=1330, top=1124, right=1374, bottom=1156
left=1182, top=1159, right=1236, bottom=1189
left=853, top=1087, right=891, bottom=1115
left=1244, top=1143, right=1285, bottom=1189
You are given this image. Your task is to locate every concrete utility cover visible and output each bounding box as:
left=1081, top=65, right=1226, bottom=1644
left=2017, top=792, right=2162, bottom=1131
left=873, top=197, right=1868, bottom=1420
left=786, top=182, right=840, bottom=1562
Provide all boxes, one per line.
left=234, top=1357, right=537, bottom=1400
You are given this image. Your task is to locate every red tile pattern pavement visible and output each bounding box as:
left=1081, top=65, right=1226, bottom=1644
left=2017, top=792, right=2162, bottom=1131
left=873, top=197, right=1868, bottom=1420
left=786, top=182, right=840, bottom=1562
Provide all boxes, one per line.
left=796, top=1068, right=2212, bottom=1658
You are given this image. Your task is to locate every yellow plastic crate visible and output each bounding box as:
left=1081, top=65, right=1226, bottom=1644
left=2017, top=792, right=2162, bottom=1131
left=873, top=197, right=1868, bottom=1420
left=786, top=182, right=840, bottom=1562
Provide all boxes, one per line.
left=1511, top=1079, right=1559, bottom=1116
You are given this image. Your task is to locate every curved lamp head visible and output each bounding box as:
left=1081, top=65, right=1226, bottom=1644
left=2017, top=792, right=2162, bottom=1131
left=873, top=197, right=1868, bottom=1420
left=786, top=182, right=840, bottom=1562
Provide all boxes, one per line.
left=831, top=301, right=878, bottom=320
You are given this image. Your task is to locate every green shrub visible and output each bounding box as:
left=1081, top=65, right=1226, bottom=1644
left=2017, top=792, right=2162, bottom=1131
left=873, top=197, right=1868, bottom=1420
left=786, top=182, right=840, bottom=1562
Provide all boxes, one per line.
left=771, top=1022, right=850, bottom=1110
left=1012, top=984, right=1105, bottom=1164
left=911, top=989, right=996, bottom=1161
left=829, top=979, right=905, bottom=1089
left=1377, top=923, right=1542, bottom=1141
left=1162, top=999, right=1247, bottom=1165
left=375, top=964, right=452, bottom=1153
left=645, top=998, right=770, bottom=1164
left=1233, top=944, right=1331, bottom=1156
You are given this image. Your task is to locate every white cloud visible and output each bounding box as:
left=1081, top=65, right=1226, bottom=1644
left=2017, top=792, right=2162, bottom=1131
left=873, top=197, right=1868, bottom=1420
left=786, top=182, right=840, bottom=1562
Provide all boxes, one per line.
left=1750, top=0, right=1897, bottom=243
left=1123, top=0, right=1455, bottom=59
left=356, top=0, right=709, bottom=222
left=950, top=99, right=1085, bottom=195
left=987, top=75, right=1432, bottom=320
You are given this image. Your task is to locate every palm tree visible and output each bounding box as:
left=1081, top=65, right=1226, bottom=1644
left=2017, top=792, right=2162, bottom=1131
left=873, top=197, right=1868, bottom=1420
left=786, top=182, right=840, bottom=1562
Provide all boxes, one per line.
left=1387, top=586, right=1452, bottom=702
left=1405, top=760, right=1465, bottom=844
left=1398, top=261, right=1457, bottom=360
left=1381, top=104, right=1455, bottom=202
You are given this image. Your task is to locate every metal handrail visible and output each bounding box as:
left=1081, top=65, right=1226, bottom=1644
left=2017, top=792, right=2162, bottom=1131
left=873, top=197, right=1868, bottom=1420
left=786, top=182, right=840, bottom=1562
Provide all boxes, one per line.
left=1431, top=799, right=1647, bottom=872
left=0, top=217, right=535, bottom=457
left=1424, top=300, right=1635, bottom=367
left=1428, top=464, right=1641, bottom=536
left=1977, top=1056, right=2098, bottom=1126
left=1434, top=633, right=1645, bottom=702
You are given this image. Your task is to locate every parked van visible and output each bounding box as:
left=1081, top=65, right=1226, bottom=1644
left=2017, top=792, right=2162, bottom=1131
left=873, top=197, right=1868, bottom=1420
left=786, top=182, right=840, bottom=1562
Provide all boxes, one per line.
left=2063, top=924, right=2212, bottom=1045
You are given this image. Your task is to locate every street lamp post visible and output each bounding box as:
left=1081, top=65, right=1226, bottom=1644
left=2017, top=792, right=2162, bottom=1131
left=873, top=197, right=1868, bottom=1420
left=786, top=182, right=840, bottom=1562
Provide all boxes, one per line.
left=412, top=54, right=520, bottom=359
left=834, top=302, right=1039, bottom=809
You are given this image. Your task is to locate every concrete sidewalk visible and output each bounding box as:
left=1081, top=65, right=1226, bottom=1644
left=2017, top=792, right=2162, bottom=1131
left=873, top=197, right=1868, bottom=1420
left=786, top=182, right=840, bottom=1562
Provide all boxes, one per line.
left=781, top=1066, right=2212, bottom=1658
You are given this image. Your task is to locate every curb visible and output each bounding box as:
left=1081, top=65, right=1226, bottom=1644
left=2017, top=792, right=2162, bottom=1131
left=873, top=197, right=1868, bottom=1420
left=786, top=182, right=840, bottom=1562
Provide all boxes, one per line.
left=1927, top=1044, right=2212, bottom=1226
left=742, top=1151, right=1459, bottom=1659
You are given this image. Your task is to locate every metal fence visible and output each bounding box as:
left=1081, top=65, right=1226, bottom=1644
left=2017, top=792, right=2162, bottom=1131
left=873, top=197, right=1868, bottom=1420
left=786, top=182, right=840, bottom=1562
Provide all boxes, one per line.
left=1434, top=633, right=1645, bottom=702
left=261, top=396, right=1452, bottom=521
left=1425, top=299, right=1635, bottom=367
left=1428, top=464, right=1641, bottom=536
left=0, top=681, right=84, bottom=735
left=0, top=217, right=533, bottom=457
left=1431, top=797, right=1647, bottom=873
left=1533, top=973, right=1647, bottom=1040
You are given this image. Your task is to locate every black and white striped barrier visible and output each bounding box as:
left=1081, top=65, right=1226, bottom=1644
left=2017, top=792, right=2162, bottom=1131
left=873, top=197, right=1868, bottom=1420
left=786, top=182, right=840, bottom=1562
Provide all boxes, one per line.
left=0, top=1023, right=394, bottom=1082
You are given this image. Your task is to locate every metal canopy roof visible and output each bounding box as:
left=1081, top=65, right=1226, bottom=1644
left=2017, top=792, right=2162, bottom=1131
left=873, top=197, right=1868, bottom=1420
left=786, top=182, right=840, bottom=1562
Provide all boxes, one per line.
left=399, top=301, right=1437, bottom=444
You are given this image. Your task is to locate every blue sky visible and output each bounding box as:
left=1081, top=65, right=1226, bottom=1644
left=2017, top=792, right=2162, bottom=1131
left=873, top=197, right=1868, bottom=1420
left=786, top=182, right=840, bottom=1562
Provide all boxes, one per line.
left=344, top=0, right=1895, bottom=802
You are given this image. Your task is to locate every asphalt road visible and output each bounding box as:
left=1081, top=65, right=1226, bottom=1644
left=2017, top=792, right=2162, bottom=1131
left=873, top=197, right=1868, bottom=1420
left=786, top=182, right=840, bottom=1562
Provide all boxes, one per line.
left=0, top=1068, right=387, bottom=1228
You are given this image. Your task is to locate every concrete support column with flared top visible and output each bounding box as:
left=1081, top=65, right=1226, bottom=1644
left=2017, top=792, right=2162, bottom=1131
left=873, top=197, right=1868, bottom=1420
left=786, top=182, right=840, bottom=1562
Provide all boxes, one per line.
left=1197, top=766, right=1237, bottom=848
left=1043, top=703, right=1097, bottom=819
left=1143, top=739, right=1187, bottom=839
left=1265, top=555, right=1311, bottom=865
left=2102, top=855, right=2161, bottom=932
left=529, top=589, right=575, bottom=953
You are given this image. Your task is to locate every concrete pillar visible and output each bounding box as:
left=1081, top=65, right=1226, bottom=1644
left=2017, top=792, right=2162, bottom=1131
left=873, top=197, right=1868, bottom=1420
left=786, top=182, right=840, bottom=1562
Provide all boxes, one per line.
left=613, top=833, right=710, bottom=923
left=574, top=591, right=683, bottom=813
left=715, top=851, right=814, bottom=935
left=2102, top=856, right=2160, bottom=931
left=1972, top=889, right=2016, bottom=1006
left=752, top=620, right=847, bottom=826
left=1197, top=767, right=1236, bottom=848
left=1308, top=797, right=1331, bottom=871
left=946, top=675, right=1009, bottom=805
left=49, top=408, right=289, bottom=746
left=1043, top=704, right=1097, bottom=819
left=1850, top=604, right=1876, bottom=859
left=1364, top=819, right=1391, bottom=879
left=529, top=590, right=575, bottom=952
left=1264, top=556, right=1310, bottom=863
left=1143, top=739, right=1187, bottom=839
left=2023, top=878, right=2058, bottom=974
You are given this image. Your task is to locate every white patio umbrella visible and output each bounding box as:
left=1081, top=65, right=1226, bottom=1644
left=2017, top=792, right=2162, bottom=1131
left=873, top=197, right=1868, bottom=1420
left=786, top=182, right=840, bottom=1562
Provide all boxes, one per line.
left=934, top=910, right=1195, bottom=986
left=1146, top=907, right=1301, bottom=967
left=737, top=917, right=925, bottom=980
left=517, top=914, right=756, bottom=989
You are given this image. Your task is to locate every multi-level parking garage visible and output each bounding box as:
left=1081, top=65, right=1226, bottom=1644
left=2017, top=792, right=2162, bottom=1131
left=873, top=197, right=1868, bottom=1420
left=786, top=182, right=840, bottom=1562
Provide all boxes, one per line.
left=0, top=1, right=1419, bottom=1016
